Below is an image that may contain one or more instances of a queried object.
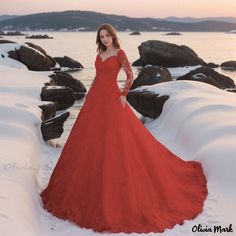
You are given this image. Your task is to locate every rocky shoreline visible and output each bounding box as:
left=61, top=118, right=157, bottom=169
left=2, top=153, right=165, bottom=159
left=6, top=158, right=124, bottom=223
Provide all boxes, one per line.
left=0, top=39, right=85, bottom=142
left=128, top=40, right=236, bottom=119
left=1, top=38, right=235, bottom=143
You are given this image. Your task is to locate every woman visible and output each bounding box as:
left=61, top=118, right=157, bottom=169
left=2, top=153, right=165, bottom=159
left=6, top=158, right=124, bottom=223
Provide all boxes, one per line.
left=40, top=23, right=208, bottom=233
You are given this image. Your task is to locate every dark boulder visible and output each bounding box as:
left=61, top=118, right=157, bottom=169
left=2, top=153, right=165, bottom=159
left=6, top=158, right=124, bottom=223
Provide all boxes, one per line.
left=205, top=62, right=219, bottom=68
left=8, top=42, right=56, bottom=71
left=177, top=66, right=235, bottom=89
left=0, top=39, right=16, bottom=44
left=129, top=31, right=141, bottom=35
left=38, top=102, right=57, bottom=121
left=25, top=42, right=48, bottom=55
left=49, top=72, right=86, bottom=99
left=26, top=34, right=53, bottom=39
left=41, top=112, right=70, bottom=141
left=127, top=90, right=169, bottom=119
left=165, top=32, right=182, bottom=35
left=54, top=56, right=83, bottom=70
left=40, top=86, right=75, bottom=110
left=221, top=61, right=236, bottom=71
left=131, top=66, right=172, bottom=90
left=132, top=40, right=207, bottom=67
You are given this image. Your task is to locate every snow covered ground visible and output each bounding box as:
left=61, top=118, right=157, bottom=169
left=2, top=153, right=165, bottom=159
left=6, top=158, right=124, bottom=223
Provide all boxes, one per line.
left=0, top=43, right=235, bottom=236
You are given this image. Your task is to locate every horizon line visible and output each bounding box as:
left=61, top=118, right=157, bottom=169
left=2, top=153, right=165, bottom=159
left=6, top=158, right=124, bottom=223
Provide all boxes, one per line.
left=0, top=10, right=235, bottom=19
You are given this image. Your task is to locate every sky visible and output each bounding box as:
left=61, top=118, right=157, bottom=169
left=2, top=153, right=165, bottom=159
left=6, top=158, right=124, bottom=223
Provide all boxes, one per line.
left=0, top=0, right=236, bottom=18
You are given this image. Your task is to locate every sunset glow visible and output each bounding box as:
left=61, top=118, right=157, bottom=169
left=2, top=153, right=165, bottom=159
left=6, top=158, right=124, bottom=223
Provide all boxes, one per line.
left=1, top=0, right=235, bottom=17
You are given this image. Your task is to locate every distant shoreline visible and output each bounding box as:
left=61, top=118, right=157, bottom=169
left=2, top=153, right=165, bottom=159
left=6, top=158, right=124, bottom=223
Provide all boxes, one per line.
left=1, top=10, right=236, bottom=32
left=1, top=30, right=236, bottom=33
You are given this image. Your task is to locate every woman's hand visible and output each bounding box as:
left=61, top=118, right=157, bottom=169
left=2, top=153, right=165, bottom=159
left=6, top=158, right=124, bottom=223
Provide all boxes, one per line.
left=119, top=95, right=127, bottom=108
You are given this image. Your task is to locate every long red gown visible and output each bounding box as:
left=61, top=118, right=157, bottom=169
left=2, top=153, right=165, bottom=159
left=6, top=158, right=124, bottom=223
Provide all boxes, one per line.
left=40, top=49, right=208, bottom=233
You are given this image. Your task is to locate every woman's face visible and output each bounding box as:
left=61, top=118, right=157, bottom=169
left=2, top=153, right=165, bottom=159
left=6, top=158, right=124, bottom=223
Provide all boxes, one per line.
left=99, top=29, right=113, bottom=48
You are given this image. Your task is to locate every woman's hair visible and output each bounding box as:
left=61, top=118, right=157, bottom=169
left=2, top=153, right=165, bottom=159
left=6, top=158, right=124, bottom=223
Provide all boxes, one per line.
left=96, top=23, right=121, bottom=53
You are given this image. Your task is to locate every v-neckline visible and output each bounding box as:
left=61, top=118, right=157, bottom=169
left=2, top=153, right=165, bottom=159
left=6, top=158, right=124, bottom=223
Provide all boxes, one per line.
left=98, top=49, right=121, bottom=63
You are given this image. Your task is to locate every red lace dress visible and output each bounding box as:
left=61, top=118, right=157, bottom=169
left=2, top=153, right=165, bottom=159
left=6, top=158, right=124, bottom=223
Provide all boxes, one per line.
left=40, top=49, right=208, bottom=233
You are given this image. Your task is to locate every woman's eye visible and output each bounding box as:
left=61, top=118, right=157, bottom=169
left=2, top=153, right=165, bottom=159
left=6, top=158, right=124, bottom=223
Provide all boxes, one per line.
left=100, top=34, right=110, bottom=39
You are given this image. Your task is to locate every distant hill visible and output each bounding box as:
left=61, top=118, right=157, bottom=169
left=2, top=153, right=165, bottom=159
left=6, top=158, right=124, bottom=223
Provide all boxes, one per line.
left=162, top=16, right=236, bottom=23
left=0, top=15, right=18, bottom=22
left=0, top=11, right=236, bottom=32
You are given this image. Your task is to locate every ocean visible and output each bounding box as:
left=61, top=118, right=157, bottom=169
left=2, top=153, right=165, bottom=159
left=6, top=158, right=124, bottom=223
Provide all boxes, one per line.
left=3, top=31, right=236, bottom=143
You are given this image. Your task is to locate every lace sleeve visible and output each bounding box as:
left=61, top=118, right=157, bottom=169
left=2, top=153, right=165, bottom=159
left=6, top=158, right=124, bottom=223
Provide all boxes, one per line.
left=118, top=49, right=134, bottom=97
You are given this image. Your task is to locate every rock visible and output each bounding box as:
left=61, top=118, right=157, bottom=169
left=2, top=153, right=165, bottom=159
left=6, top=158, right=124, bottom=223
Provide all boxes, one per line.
left=0, top=39, right=16, bottom=44
left=129, top=31, right=141, bottom=35
left=205, top=62, right=219, bottom=68
left=132, top=40, right=207, bottom=67
left=131, top=66, right=172, bottom=90
left=40, top=86, right=75, bottom=110
left=25, top=42, right=48, bottom=54
left=127, top=90, right=169, bottom=119
left=181, top=73, right=221, bottom=88
left=5, top=31, right=26, bottom=36
left=165, top=32, right=182, bottom=35
left=177, top=66, right=235, bottom=89
left=132, top=58, right=143, bottom=66
left=225, top=88, right=236, bottom=93
left=49, top=72, right=87, bottom=99
left=8, top=42, right=57, bottom=71
left=221, top=61, right=236, bottom=71
left=38, top=102, right=57, bottom=121
left=54, top=56, right=83, bottom=70
left=26, top=34, right=53, bottom=39
left=126, top=66, right=171, bottom=118
left=41, top=111, right=70, bottom=141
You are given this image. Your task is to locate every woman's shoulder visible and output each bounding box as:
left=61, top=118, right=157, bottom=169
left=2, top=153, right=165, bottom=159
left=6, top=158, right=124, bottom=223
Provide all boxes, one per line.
left=118, top=48, right=124, bottom=53
left=117, top=48, right=126, bottom=57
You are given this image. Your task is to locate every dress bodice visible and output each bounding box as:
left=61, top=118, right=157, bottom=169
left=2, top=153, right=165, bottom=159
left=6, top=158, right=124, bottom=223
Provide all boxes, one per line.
left=93, top=49, right=134, bottom=97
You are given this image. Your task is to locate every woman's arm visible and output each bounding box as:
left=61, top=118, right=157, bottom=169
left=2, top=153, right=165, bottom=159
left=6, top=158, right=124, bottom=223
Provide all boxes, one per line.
left=118, top=49, right=134, bottom=97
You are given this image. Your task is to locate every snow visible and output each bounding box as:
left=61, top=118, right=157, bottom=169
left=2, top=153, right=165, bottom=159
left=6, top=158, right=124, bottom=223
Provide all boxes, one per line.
left=167, top=65, right=201, bottom=79
left=22, top=42, right=47, bottom=58
left=0, top=64, right=52, bottom=236
left=138, top=81, right=236, bottom=233
left=192, top=73, right=207, bottom=79
left=144, top=64, right=200, bottom=79
left=0, top=43, right=27, bottom=69
left=0, top=44, right=235, bottom=236
left=44, top=86, right=67, bottom=90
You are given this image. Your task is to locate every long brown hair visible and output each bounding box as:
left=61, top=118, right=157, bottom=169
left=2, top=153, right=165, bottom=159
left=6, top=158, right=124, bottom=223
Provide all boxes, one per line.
left=96, top=23, right=121, bottom=53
